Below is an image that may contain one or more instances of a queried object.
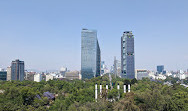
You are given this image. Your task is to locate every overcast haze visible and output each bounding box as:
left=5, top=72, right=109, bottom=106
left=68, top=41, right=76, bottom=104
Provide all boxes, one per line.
left=0, top=0, right=188, bottom=71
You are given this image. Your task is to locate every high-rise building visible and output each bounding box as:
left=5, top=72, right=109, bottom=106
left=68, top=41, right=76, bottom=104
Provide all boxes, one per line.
left=81, top=28, right=101, bottom=79
left=7, top=66, right=11, bottom=81
left=0, top=71, right=7, bottom=81
left=121, top=31, right=135, bottom=79
left=113, top=57, right=121, bottom=77
left=157, top=65, right=164, bottom=74
left=101, top=61, right=105, bottom=75
left=11, top=59, right=25, bottom=81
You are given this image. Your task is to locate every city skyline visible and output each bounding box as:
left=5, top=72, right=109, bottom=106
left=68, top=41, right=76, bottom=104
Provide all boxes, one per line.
left=0, top=0, right=188, bottom=71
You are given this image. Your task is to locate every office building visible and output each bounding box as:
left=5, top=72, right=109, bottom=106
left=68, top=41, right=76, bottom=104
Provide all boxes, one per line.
left=81, top=28, right=101, bottom=79
left=0, top=71, right=7, bottom=81
left=121, top=31, right=135, bottom=79
left=101, top=61, right=105, bottom=75
left=11, top=59, right=25, bottom=81
left=136, top=69, right=149, bottom=80
left=7, top=67, right=11, bottom=81
left=34, top=74, right=42, bottom=82
left=157, top=65, right=164, bottom=74
left=65, top=71, right=80, bottom=80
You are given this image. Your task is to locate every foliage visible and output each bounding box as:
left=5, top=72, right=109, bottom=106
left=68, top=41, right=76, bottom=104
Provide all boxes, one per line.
left=0, top=75, right=187, bottom=111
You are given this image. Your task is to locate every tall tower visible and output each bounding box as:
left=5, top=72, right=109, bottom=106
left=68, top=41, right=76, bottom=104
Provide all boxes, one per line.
left=121, top=31, right=135, bottom=79
left=11, top=59, right=25, bottom=81
left=157, top=65, right=164, bottom=74
left=81, top=28, right=101, bottom=79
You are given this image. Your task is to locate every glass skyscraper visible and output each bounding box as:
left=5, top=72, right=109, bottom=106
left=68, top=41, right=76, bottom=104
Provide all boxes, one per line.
left=81, top=28, right=101, bottom=79
left=11, top=59, right=25, bottom=81
left=157, top=65, right=164, bottom=74
left=0, top=71, right=7, bottom=81
left=121, top=31, right=135, bottom=79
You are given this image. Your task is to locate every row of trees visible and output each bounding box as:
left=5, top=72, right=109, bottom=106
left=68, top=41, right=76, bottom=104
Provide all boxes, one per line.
left=0, top=75, right=187, bottom=111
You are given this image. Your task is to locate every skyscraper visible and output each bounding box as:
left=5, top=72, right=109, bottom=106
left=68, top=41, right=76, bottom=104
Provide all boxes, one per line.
left=0, top=71, right=7, bottom=81
left=11, top=59, right=25, bottom=81
left=6, top=66, right=11, bottom=81
left=81, top=28, right=101, bottom=79
left=113, top=56, right=121, bottom=78
left=121, top=31, right=135, bottom=79
left=157, top=65, right=164, bottom=74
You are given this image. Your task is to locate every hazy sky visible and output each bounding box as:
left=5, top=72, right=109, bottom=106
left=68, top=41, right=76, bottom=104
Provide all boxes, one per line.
left=0, top=0, right=188, bottom=71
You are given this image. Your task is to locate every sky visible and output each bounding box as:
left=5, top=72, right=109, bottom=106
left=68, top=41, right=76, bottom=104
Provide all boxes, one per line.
left=0, top=0, right=188, bottom=71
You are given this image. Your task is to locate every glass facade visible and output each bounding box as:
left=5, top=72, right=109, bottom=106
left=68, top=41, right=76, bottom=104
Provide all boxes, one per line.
left=121, top=31, right=135, bottom=79
left=81, top=29, right=101, bottom=79
left=11, top=59, right=25, bottom=81
left=157, top=65, right=164, bottom=74
left=0, top=71, right=7, bottom=81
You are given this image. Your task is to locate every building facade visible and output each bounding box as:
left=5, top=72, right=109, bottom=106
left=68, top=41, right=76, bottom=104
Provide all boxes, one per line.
left=46, top=74, right=54, bottom=81
left=136, top=69, right=149, bottom=80
left=7, top=67, right=11, bottom=81
left=113, top=57, right=121, bottom=77
left=0, top=71, right=7, bottom=81
left=34, top=74, right=42, bottom=82
left=11, top=59, right=25, bottom=81
left=157, top=65, right=164, bottom=74
left=65, top=71, right=80, bottom=80
left=81, top=29, right=101, bottom=79
left=121, top=31, right=135, bottom=79
left=60, top=67, right=67, bottom=77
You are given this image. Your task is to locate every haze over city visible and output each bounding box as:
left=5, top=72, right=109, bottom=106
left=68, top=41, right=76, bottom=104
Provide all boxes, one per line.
left=0, top=0, right=188, bottom=71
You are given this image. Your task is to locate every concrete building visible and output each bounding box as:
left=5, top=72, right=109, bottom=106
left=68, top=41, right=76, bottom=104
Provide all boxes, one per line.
left=7, top=67, right=11, bottom=81
left=25, top=71, right=35, bottom=81
left=34, top=73, right=42, bottom=82
left=136, top=69, right=149, bottom=80
left=0, top=71, right=7, bottom=81
left=113, top=57, right=121, bottom=77
left=157, top=65, right=164, bottom=74
left=11, top=59, right=25, bottom=81
left=81, top=28, right=101, bottom=79
left=60, top=67, right=67, bottom=77
left=46, top=74, right=54, bottom=81
left=65, top=71, right=80, bottom=80
left=121, top=31, right=135, bottom=79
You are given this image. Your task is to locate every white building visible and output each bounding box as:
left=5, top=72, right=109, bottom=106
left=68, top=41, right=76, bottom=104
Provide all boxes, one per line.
left=156, top=74, right=166, bottom=80
left=60, top=67, right=67, bottom=77
left=179, top=73, right=186, bottom=80
left=34, top=74, right=42, bottom=82
left=46, top=74, right=54, bottom=81
left=148, top=71, right=156, bottom=79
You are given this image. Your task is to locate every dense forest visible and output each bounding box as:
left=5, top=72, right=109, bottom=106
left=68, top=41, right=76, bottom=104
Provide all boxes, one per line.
left=0, top=75, right=187, bottom=111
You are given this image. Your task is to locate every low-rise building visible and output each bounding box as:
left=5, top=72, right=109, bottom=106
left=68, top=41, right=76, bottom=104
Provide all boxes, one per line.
left=136, top=69, right=149, bottom=80
left=65, top=71, right=80, bottom=80
left=46, top=74, right=54, bottom=81
left=25, top=71, right=35, bottom=81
